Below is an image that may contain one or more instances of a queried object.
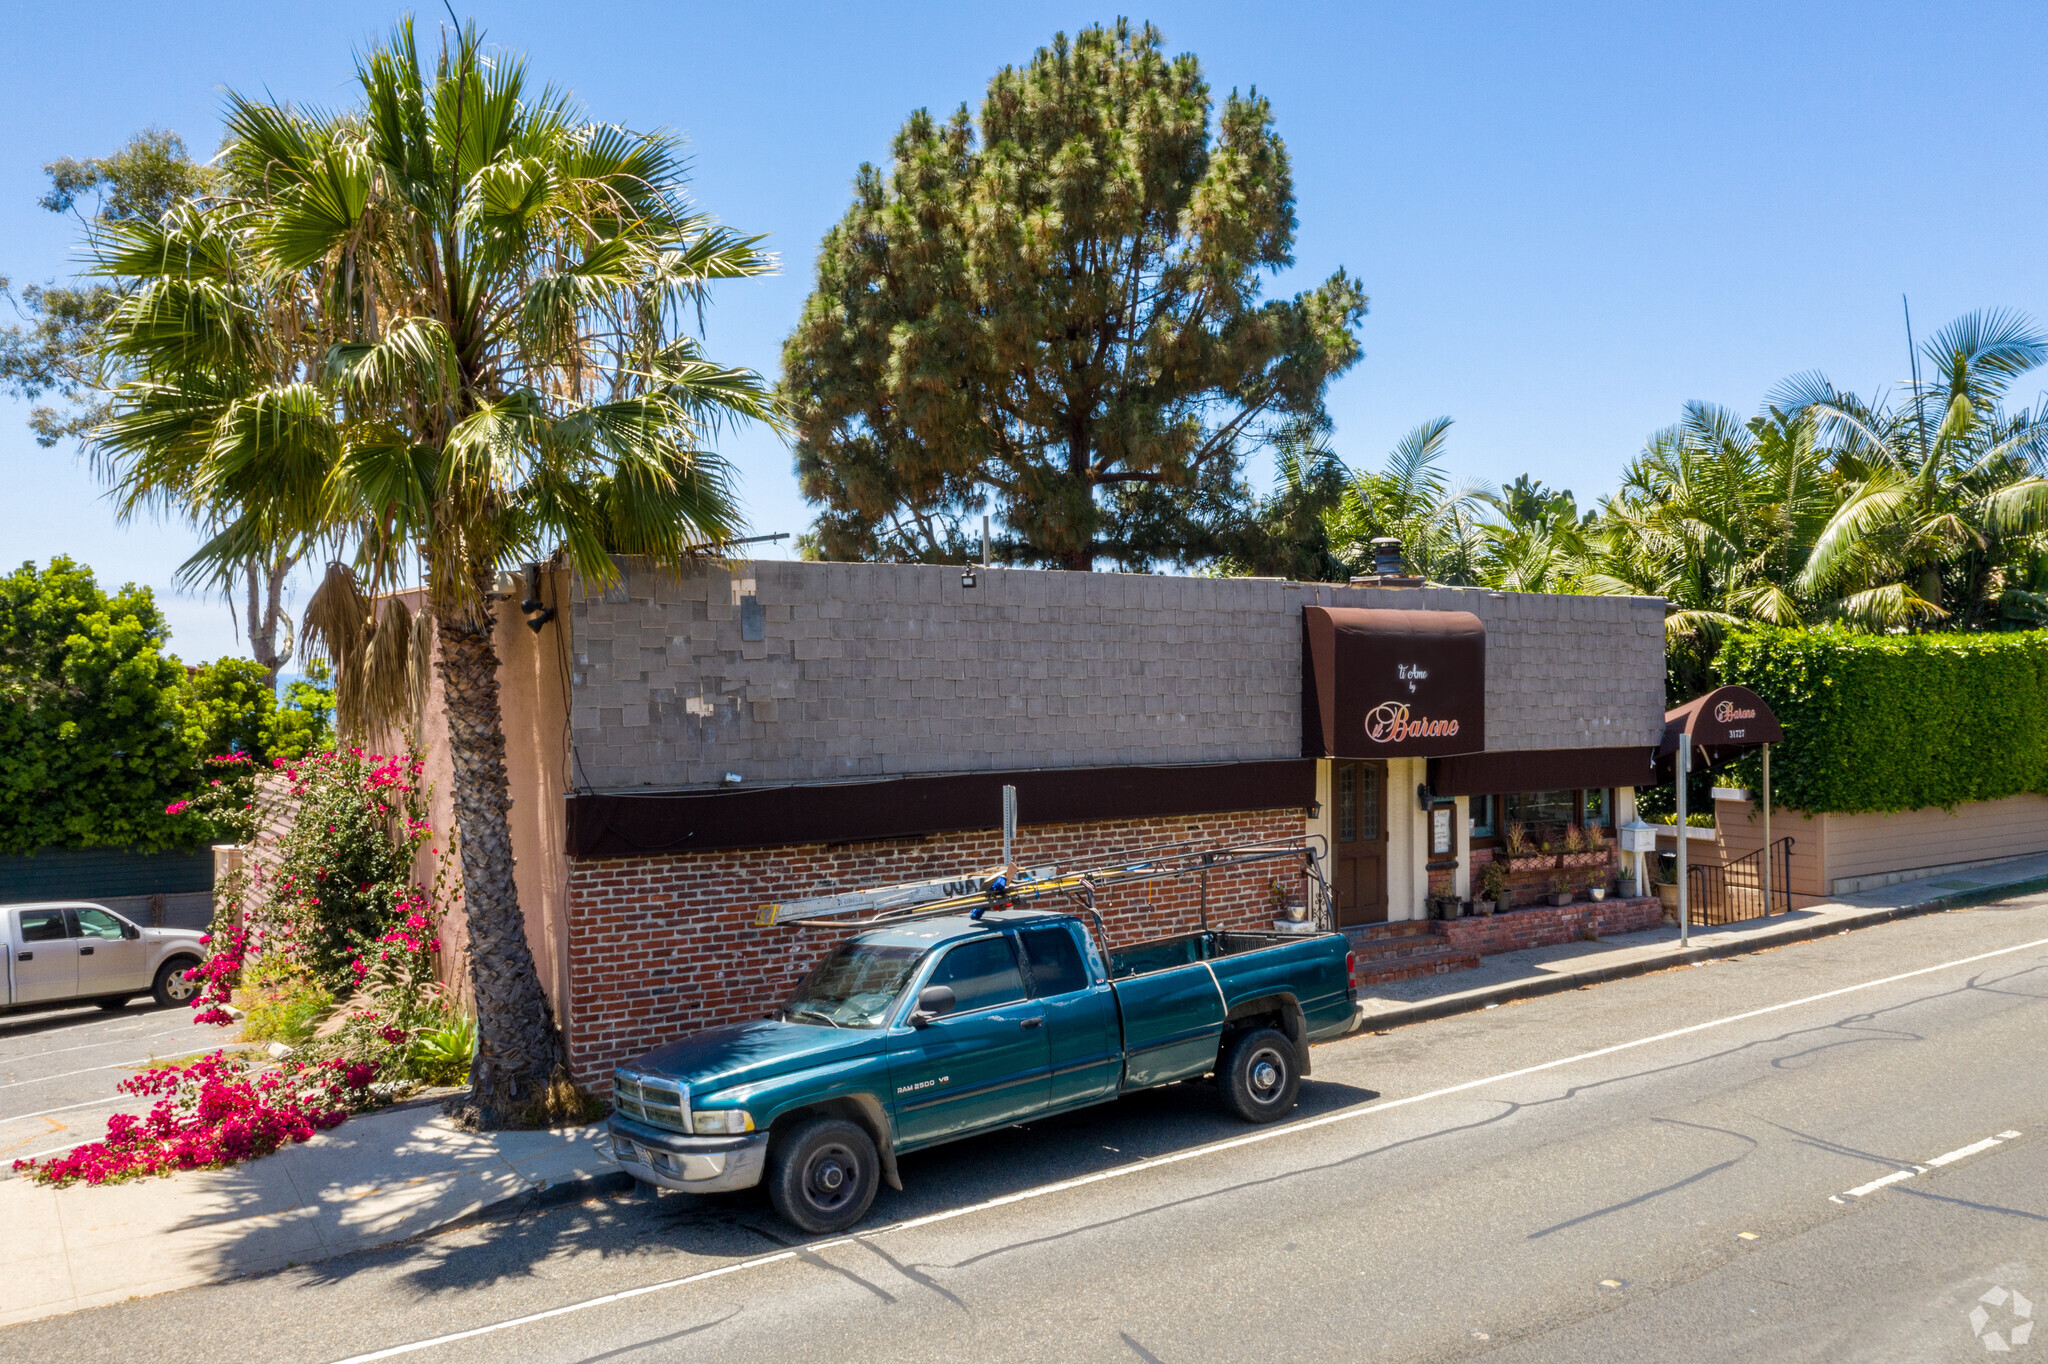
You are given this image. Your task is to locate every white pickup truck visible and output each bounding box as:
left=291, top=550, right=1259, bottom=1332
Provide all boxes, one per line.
left=3, top=902, right=208, bottom=1013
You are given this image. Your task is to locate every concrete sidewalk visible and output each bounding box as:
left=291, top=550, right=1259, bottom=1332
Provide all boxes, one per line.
left=1353, top=850, right=2048, bottom=1030
left=0, top=1096, right=619, bottom=1326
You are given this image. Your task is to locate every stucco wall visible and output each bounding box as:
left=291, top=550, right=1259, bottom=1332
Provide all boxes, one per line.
left=561, top=560, right=1667, bottom=795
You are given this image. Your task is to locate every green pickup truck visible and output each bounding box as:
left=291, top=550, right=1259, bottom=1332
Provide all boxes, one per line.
left=607, top=910, right=1362, bottom=1233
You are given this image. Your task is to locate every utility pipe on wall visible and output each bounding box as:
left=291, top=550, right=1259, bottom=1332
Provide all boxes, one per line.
left=1677, top=732, right=1691, bottom=947
left=1762, top=743, right=1772, bottom=915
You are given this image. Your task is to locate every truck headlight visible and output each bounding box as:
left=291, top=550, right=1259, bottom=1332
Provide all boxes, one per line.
left=692, top=1109, right=755, bottom=1135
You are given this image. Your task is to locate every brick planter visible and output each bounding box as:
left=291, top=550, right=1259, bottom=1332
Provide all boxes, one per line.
left=1434, top=896, right=1660, bottom=955
left=1472, top=847, right=1617, bottom=909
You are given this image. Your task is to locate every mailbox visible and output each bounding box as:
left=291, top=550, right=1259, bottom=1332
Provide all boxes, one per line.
left=1618, top=819, right=1659, bottom=854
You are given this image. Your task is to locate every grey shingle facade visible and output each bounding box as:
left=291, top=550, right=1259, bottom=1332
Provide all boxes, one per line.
left=561, top=560, right=1667, bottom=794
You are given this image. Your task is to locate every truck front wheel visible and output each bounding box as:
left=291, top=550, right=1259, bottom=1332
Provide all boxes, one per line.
left=1219, top=1027, right=1300, bottom=1123
left=767, top=1116, right=879, bottom=1234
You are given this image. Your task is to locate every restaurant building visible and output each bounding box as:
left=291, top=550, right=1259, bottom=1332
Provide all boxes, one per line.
left=413, top=557, right=1670, bottom=1090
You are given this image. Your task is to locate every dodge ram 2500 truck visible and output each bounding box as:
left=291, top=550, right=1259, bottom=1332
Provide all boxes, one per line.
left=608, top=909, right=1362, bottom=1232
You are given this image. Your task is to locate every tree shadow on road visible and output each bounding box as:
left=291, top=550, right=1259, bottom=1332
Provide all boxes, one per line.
left=282, top=1072, right=1382, bottom=1303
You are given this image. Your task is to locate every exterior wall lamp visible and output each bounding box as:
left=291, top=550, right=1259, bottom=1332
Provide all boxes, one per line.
left=520, top=562, right=557, bottom=633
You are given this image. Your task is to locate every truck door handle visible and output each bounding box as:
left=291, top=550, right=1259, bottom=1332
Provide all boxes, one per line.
left=16, top=952, right=30, bottom=962
left=1019, top=1017, right=1042, bottom=1030
left=79, top=946, right=94, bottom=956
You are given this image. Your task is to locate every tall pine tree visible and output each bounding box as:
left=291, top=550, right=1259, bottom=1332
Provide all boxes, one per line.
left=783, top=21, right=1367, bottom=570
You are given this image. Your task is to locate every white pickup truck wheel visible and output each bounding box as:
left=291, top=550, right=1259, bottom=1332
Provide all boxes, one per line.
left=1219, top=1026, right=1301, bottom=1123
left=152, top=958, right=201, bottom=1008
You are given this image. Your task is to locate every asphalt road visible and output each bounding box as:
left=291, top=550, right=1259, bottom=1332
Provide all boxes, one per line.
left=0, top=997, right=234, bottom=1169
left=10, top=896, right=2048, bottom=1362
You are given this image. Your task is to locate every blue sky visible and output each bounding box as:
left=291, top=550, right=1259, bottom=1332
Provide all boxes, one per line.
left=6, top=1, right=2047, bottom=660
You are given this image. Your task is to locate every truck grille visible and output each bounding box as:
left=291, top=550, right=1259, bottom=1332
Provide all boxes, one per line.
left=613, top=1070, right=690, bottom=1134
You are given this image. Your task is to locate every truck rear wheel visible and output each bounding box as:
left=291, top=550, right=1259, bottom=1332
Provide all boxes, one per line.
left=1219, top=1026, right=1300, bottom=1123
left=767, top=1116, right=878, bottom=1234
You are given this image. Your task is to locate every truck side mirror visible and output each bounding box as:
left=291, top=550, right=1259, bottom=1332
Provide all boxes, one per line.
left=909, top=984, right=956, bottom=1027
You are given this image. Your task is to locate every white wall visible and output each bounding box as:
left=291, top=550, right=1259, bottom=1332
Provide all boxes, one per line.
left=1386, top=756, right=1426, bottom=921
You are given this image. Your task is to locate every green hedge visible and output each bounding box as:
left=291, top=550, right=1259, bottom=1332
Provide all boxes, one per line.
left=1713, top=626, right=2048, bottom=814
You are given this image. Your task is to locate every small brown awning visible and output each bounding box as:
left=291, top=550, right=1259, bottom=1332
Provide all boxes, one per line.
left=1302, top=606, right=1485, bottom=759
left=1659, top=684, right=1784, bottom=758
left=1429, top=746, right=1658, bottom=796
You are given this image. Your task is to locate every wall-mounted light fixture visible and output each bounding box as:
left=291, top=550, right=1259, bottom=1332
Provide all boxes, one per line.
left=519, top=562, right=556, bottom=633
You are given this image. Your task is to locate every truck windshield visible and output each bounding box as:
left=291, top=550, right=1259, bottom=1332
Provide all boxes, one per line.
left=783, top=942, right=926, bottom=1029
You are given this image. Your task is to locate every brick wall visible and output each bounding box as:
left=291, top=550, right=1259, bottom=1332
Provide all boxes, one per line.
left=562, top=559, right=1668, bottom=793
left=561, top=808, right=1306, bottom=1090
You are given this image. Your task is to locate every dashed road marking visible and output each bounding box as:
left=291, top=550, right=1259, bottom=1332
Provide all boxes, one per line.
left=1839, top=1131, right=2016, bottom=1199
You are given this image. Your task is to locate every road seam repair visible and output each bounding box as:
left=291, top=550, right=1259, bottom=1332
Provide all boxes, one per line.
left=312, top=931, right=2048, bottom=1364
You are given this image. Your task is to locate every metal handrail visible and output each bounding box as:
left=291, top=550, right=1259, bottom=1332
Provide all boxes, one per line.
left=1686, top=836, right=1795, bottom=926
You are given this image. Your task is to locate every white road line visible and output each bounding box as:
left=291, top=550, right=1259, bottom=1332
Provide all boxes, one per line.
left=0, top=1058, right=163, bottom=1090
left=1845, top=1168, right=1920, bottom=1197
left=0, top=1024, right=195, bottom=1064
left=1926, top=1136, right=2004, bottom=1168
left=328, top=931, right=2048, bottom=1364
left=1838, top=1131, right=2020, bottom=1198
left=0, top=1095, right=132, bottom=1125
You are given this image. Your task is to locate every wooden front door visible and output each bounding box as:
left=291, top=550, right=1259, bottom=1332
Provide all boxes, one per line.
left=1334, top=760, right=1388, bottom=926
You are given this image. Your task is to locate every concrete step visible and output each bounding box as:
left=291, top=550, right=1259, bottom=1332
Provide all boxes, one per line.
left=1356, top=946, right=1481, bottom=987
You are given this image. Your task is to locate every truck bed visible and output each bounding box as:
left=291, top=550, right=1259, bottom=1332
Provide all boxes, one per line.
left=1106, top=928, right=1310, bottom=979
left=1104, top=927, right=1353, bottom=1090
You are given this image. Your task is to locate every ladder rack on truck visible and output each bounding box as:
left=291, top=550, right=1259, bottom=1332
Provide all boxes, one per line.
left=756, top=833, right=1334, bottom=934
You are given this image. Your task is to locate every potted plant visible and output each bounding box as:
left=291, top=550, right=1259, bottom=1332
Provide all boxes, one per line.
left=1654, top=861, right=1681, bottom=920
left=1432, top=894, right=1462, bottom=921
left=1547, top=872, right=1573, bottom=907
left=1587, top=884, right=1606, bottom=902
left=1616, top=869, right=1640, bottom=898
left=1478, top=860, right=1509, bottom=915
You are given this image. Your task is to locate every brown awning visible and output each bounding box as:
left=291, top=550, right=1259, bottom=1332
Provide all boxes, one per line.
left=1302, top=606, right=1485, bottom=759
left=1429, top=746, right=1657, bottom=796
left=1659, top=684, right=1784, bottom=757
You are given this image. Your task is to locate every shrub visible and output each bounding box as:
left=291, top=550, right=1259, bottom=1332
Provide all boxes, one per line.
left=237, top=975, right=336, bottom=1045
left=409, top=1012, right=477, bottom=1087
left=1715, top=626, right=2048, bottom=813
left=12, top=1050, right=377, bottom=1186
left=265, top=748, right=437, bottom=989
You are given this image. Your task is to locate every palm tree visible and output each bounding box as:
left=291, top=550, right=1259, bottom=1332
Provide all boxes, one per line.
left=1322, top=417, right=1493, bottom=583
left=1474, top=475, right=1592, bottom=594
left=1781, top=309, right=2048, bottom=628
left=1578, top=402, right=1836, bottom=696
left=92, top=20, right=780, bottom=1126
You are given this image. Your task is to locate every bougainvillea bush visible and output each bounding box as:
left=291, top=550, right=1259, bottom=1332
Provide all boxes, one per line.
left=16, top=744, right=476, bottom=1188
left=22, top=1051, right=378, bottom=1186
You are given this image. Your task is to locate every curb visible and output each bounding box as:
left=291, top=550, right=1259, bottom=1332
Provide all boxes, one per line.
left=1349, top=875, right=2048, bottom=1034
left=435, top=1168, right=636, bottom=1235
